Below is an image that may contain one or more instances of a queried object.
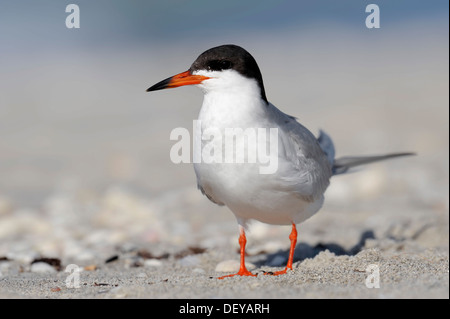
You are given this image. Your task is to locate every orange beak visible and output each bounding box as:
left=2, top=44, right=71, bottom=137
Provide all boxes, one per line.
left=146, top=70, right=210, bottom=92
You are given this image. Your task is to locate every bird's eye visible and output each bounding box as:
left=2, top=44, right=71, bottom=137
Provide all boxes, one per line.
left=207, top=60, right=232, bottom=71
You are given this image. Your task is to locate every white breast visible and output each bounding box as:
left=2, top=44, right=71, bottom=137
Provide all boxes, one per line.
left=193, top=70, right=328, bottom=226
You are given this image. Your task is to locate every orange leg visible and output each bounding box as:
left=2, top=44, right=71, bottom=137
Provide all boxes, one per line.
left=218, top=226, right=257, bottom=279
left=265, top=223, right=297, bottom=276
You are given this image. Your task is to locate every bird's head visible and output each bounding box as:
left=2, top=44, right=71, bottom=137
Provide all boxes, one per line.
left=147, top=44, right=267, bottom=103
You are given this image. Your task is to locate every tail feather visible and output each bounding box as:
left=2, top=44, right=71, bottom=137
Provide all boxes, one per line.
left=317, top=130, right=415, bottom=175
left=332, top=153, right=416, bottom=175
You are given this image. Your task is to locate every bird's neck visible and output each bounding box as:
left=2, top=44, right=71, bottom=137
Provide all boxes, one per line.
left=199, top=88, right=268, bottom=129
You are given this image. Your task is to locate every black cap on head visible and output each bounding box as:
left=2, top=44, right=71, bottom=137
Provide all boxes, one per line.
left=189, top=44, right=268, bottom=103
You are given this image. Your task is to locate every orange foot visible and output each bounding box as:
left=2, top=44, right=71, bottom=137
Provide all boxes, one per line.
left=218, top=268, right=257, bottom=279
left=264, top=223, right=298, bottom=277
left=217, top=227, right=258, bottom=279
left=264, top=266, right=292, bottom=276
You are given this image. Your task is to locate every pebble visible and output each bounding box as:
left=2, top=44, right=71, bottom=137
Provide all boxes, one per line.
left=144, top=259, right=163, bottom=268
left=30, top=262, right=57, bottom=273
left=6, top=250, right=39, bottom=264
left=84, top=264, right=97, bottom=271
left=215, top=259, right=256, bottom=273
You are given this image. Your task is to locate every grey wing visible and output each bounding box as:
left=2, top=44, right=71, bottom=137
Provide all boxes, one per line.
left=267, top=104, right=332, bottom=201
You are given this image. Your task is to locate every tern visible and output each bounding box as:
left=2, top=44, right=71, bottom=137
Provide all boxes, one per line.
left=147, top=44, right=413, bottom=278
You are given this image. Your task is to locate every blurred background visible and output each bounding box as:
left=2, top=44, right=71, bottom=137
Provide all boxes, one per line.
left=0, top=1, right=448, bottom=262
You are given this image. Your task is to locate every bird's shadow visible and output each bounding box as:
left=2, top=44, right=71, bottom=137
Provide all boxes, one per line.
left=252, top=230, right=375, bottom=268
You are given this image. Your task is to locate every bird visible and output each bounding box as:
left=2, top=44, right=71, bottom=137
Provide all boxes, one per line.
left=146, top=44, right=414, bottom=278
